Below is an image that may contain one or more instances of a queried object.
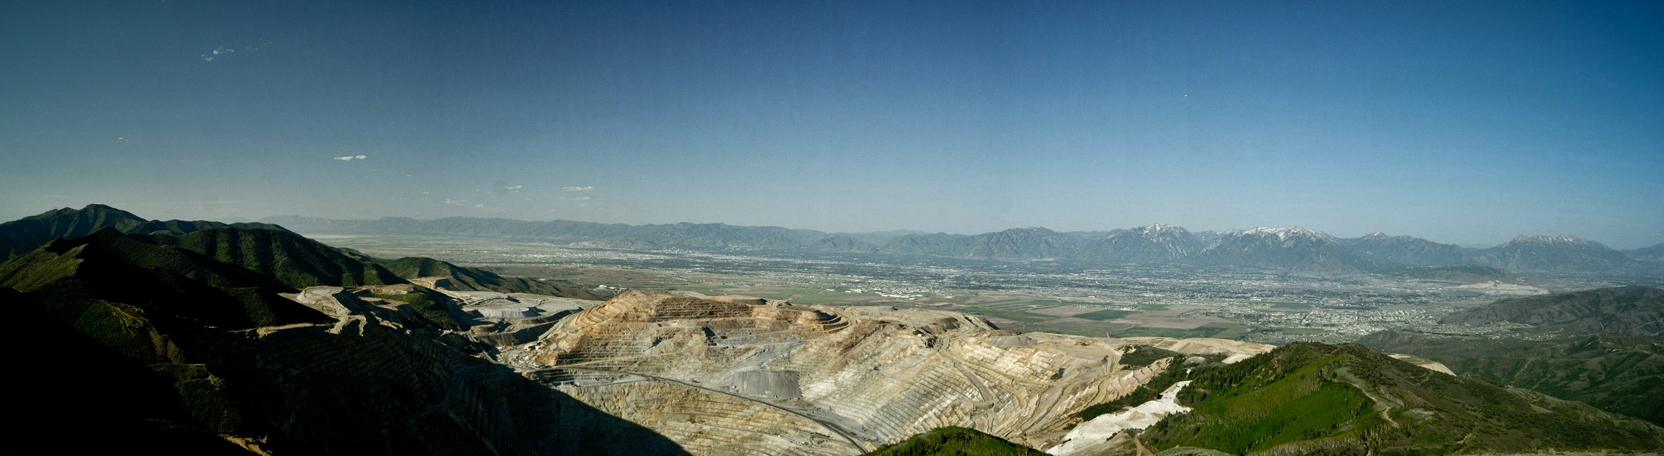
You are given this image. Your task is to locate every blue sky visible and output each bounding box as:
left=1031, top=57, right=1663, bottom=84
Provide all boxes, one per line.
left=2, top=1, right=1660, bottom=248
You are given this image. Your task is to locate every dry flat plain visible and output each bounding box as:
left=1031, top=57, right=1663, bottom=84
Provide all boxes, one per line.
left=306, top=234, right=1642, bottom=344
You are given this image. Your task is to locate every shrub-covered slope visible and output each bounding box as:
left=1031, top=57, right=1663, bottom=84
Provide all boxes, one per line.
left=1142, top=343, right=1664, bottom=455
left=1, top=204, right=292, bottom=260
left=867, top=426, right=1041, bottom=456
left=1440, top=285, right=1664, bottom=337
left=1361, top=330, right=1664, bottom=426
left=0, top=204, right=148, bottom=259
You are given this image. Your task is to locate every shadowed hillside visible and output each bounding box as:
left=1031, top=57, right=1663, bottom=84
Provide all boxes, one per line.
left=1, top=204, right=147, bottom=259
left=377, top=256, right=600, bottom=299
left=0, top=225, right=688, bottom=454
left=138, top=227, right=406, bottom=289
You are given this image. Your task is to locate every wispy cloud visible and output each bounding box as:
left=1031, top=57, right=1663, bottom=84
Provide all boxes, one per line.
left=569, top=196, right=590, bottom=201
left=563, top=186, right=593, bottom=191
left=201, top=46, right=235, bottom=62
left=202, top=41, right=270, bottom=62
left=505, top=185, right=522, bottom=191
left=333, top=154, right=368, bottom=161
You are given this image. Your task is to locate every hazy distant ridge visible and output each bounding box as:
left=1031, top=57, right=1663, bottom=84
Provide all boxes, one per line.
left=263, top=214, right=1663, bottom=276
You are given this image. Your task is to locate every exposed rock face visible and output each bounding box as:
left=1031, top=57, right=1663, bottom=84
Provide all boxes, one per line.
left=518, top=291, right=1272, bottom=454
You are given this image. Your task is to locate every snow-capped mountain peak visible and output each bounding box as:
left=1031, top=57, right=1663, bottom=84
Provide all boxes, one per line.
left=1506, top=234, right=1594, bottom=246
left=1241, top=226, right=1333, bottom=241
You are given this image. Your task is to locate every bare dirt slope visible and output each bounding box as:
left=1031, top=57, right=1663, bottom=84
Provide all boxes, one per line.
left=512, top=291, right=1273, bottom=454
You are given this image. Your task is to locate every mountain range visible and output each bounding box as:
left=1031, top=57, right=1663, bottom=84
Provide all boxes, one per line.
left=5, top=205, right=1663, bottom=454
left=263, top=211, right=1663, bottom=276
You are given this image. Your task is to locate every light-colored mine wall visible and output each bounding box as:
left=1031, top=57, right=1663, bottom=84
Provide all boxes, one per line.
left=526, top=291, right=1240, bottom=453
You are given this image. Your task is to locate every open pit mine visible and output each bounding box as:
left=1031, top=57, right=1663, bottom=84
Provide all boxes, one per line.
left=6, top=208, right=1652, bottom=454
left=481, top=290, right=1273, bottom=455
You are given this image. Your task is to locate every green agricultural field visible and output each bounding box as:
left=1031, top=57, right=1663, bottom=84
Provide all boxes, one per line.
left=1113, top=322, right=1251, bottom=339
left=1021, top=299, right=1102, bottom=307
left=1206, top=323, right=1251, bottom=339
left=1021, top=321, right=1135, bottom=338
left=1112, top=327, right=1193, bottom=338
left=1072, top=309, right=1136, bottom=321
left=959, top=307, right=1055, bottom=323
left=766, top=287, right=859, bottom=304
left=1265, top=327, right=1327, bottom=335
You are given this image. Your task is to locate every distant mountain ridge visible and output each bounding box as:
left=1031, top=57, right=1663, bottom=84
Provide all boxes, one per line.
left=1362, top=286, right=1664, bottom=426
left=1467, top=235, right=1648, bottom=274
left=1, top=204, right=147, bottom=258
left=1629, top=243, right=1664, bottom=262
left=264, top=213, right=1664, bottom=276
left=1440, top=285, right=1664, bottom=336
left=1189, top=227, right=1379, bottom=274
left=1340, top=231, right=1469, bottom=266
left=0, top=205, right=580, bottom=301
left=1076, top=224, right=1203, bottom=264
left=2, top=204, right=289, bottom=260
left=10, top=207, right=1656, bottom=276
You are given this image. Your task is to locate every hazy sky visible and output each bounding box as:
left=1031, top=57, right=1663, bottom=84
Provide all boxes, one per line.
left=3, top=1, right=1660, bottom=248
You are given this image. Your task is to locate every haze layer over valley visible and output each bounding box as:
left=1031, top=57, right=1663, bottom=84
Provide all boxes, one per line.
left=5, top=204, right=1663, bottom=455
left=275, top=212, right=1662, bottom=346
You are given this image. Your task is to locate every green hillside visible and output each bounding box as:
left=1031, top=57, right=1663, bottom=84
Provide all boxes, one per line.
left=142, top=227, right=406, bottom=288
left=1, top=204, right=147, bottom=259
left=1439, top=286, right=1664, bottom=337
left=867, top=426, right=1041, bottom=456
left=1362, top=330, right=1664, bottom=426
left=1142, top=343, right=1664, bottom=455
left=1, top=204, right=295, bottom=260
left=0, top=229, right=334, bottom=357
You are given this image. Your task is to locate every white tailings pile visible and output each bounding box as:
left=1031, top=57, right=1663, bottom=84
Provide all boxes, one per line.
left=1046, top=380, right=1193, bottom=456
